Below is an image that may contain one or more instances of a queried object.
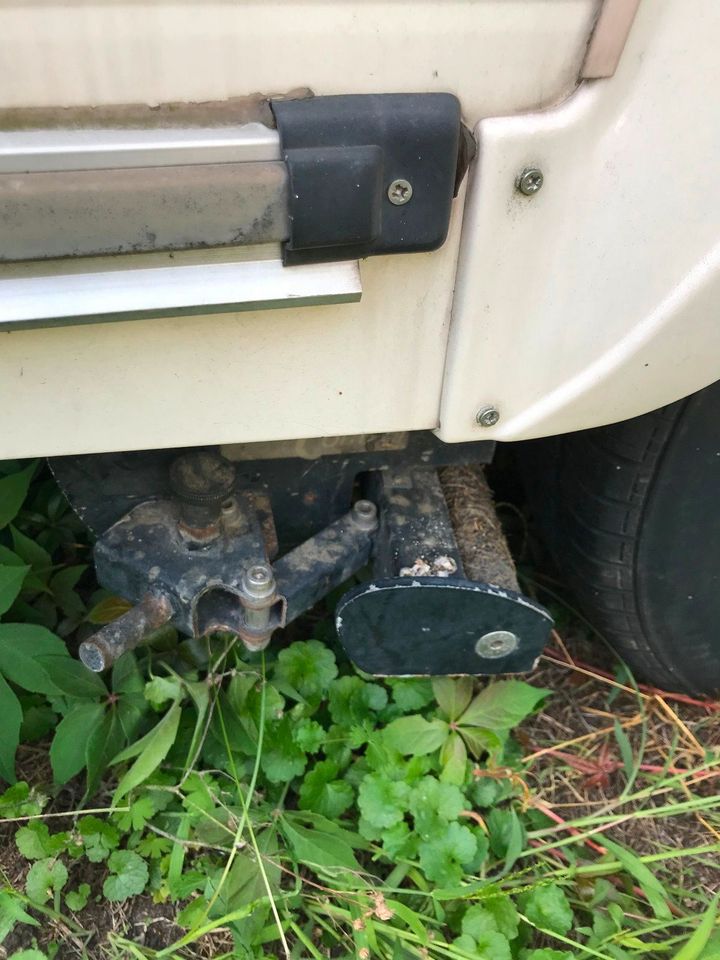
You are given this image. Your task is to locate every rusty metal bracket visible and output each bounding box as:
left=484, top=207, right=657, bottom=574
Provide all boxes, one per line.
left=80, top=454, right=378, bottom=670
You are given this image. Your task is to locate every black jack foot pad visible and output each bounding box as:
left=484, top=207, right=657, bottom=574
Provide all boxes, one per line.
left=336, top=577, right=553, bottom=676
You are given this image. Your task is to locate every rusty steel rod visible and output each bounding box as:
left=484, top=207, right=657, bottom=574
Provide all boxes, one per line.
left=79, top=593, right=173, bottom=672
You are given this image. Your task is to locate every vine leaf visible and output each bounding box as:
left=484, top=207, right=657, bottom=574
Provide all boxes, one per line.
left=383, top=715, right=449, bottom=756
left=37, top=655, right=107, bottom=700
left=0, top=564, right=30, bottom=617
left=433, top=677, right=474, bottom=721
left=51, top=701, right=106, bottom=785
left=0, top=624, right=68, bottom=696
left=0, top=464, right=35, bottom=530
left=85, top=709, right=124, bottom=799
left=0, top=672, right=23, bottom=783
left=281, top=815, right=360, bottom=875
left=112, top=700, right=182, bottom=804
left=459, top=680, right=550, bottom=731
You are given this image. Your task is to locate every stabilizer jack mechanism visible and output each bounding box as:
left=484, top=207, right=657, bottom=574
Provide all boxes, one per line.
left=79, top=451, right=377, bottom=671
left=73, top=450, right=552, bottom=675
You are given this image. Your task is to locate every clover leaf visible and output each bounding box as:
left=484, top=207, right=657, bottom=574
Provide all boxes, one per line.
left=275, top=640, right=338, bottom=699
left=358, top=774, right=410, bottom=830
left=299, top=760, right=354, bottom=819
left=417, top=822, right=477, bottom=887
left=25, top=858, right=67, bottom=905
left=521, top=884, right=574, bottom=936
left=103, top=850, right=149, bottom=901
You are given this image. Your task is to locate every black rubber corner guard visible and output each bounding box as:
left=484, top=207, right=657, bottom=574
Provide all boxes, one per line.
left=271, top=93, right=465, bottom=265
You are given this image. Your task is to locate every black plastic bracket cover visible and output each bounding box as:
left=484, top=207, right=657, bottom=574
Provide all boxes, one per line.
left=271, top=93, right=465, bottom=265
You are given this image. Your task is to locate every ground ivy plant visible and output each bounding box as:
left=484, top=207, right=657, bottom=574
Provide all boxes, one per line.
left=1, top=634, right=694, bottom=960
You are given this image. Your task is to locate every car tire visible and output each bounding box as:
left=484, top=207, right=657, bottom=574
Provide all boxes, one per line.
left=521, top=379, right=720, bottom=694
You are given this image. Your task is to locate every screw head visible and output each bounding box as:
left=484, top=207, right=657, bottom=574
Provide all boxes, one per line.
left=516, top=167, right=544, bottom=196
left=387, top=178, right=413, bottom=206
left=475, top=630, right=519, bottom=659
left=476, top=406, right=500, bottom=428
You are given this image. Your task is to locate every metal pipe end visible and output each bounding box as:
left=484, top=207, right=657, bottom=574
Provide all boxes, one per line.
left=78, top=593, right=173, bottom=672
left=79, top=639, right=110, bottom=672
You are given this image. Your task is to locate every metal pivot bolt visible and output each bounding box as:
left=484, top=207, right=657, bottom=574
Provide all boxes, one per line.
left=516, top=167, right=544, bottom=196
left=239, top=562, right=279, bottom=650
left=387, top=178, right=413, bottom=206
left=242, top=563, right=276, bottom=601
left=475, top=630, right=519, bottom=659
left=351, top=499, right=379, bottom=531
left=476, top=406, right=500, bottom=428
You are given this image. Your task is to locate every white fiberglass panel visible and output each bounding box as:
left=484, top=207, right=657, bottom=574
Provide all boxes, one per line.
left=1, top=1, right=596, bottom=124
left=440, top=0, right=720, bottom=441
left=0, top=0, right=598, bottom=457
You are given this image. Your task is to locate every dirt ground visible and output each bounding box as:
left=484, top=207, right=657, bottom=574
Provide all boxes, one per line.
left=524, top=629, right=720, bottom=902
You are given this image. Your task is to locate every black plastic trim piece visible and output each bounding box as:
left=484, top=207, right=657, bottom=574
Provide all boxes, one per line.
left=271, top=93, right=463, bottom=265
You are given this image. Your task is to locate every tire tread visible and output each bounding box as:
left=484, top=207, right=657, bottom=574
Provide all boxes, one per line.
left=548, top=405, right=685, bottom=688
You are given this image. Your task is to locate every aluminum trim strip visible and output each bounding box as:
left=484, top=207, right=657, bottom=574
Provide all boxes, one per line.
left=0, top=122, right=281, bottom=173
left=0, top=161, right=289, bottom=261
left=0, top=256, right=362, bottom=330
